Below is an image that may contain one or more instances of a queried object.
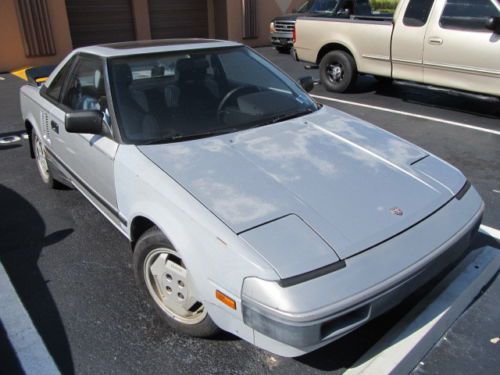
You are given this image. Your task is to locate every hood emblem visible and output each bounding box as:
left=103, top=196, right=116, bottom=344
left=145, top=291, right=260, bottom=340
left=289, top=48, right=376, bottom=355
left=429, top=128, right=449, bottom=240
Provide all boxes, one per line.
left=390, top=207, right=404, bottom=216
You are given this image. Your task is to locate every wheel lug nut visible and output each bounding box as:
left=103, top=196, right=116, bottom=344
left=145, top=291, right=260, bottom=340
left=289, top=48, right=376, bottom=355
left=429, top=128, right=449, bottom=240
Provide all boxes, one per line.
left=166, top=286, right=172, bottom=293
left=165, top=274, right=172, bottom=281
left=177, top=292, right=184, bottom=300
left=178, top=280, right=184, bottom=288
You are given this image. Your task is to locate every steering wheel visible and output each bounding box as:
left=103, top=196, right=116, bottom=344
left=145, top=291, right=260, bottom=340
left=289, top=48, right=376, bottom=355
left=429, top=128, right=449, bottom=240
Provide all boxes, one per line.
left=217, top=85, right=260, bottom=125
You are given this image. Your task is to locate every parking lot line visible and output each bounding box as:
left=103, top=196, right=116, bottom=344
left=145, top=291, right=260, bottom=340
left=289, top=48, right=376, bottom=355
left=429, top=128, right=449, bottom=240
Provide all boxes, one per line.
left=311, top=94, right=500, bottom=136
left=480, top=225, right=500, bottom=241
left=0, top=261, right=60, bottom=375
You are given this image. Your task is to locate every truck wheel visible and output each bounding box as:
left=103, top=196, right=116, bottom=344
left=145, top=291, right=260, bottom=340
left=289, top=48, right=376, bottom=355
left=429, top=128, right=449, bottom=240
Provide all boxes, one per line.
left=31, top=131, right=63, bottom=189
left=133, top=227, right=220, bottom=338
left=276, top=46, right=291, bottom=54
left=320, top=50, right=357, bottom=93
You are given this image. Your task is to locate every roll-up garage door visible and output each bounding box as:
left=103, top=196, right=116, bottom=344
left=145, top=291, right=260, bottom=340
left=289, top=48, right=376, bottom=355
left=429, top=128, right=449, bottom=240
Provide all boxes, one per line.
left=149, top=0, right=208, bottom=39
left=66, top=0, right=136, bottom=48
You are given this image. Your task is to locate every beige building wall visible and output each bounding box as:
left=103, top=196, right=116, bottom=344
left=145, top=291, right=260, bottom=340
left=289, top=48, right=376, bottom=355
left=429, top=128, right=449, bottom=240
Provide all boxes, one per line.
left=224, top=0, right=305, bottom=47
left=0, top=0, right=73, bottom=72
left=0, top=0, right=301, bottom=72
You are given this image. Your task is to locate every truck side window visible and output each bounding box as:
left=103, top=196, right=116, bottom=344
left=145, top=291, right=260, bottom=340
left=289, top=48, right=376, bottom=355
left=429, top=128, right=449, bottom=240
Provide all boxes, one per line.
left=403, top=0, right=435, bottom=27
left=440, top=0, right=500, bottom=31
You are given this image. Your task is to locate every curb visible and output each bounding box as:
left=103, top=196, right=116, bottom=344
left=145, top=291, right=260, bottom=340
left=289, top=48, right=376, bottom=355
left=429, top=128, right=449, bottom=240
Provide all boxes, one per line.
left=344, top=246, right=500, bottom=375
left=0, top=261, right=60, bottom=375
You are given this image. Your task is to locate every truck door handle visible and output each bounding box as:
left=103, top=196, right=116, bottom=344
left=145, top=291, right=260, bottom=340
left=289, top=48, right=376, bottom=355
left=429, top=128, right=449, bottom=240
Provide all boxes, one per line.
left=428, top=37, right=443, bottom=45
left=51, top=121, right=59, bottom=134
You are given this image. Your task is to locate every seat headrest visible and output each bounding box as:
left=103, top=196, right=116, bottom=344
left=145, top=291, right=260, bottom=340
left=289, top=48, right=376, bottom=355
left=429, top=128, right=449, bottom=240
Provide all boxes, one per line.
left=113, top=64, right=133, bottom=87
left=177, top=58, right=209, bottom=82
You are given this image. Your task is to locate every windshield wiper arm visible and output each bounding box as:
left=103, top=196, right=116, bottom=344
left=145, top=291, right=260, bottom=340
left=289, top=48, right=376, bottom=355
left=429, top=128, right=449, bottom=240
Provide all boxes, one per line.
left=143, top=127, right=238, bottom=145
left=270, top=108, right=314, bottom=124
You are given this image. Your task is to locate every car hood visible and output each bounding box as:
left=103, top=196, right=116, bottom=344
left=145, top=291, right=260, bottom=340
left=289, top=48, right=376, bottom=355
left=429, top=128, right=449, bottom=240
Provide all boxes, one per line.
left=138, top=107, right=465, bottom=259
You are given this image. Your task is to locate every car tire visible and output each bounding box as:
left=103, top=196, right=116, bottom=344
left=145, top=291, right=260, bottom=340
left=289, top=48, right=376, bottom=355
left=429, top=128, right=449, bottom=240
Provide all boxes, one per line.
left=319, top=50, right=357, bottom=93
left=31, top=131, right=64, bottom=189
left=276, top=46, right=291, bottom=54
left=133, top=227, right=220, bottom=338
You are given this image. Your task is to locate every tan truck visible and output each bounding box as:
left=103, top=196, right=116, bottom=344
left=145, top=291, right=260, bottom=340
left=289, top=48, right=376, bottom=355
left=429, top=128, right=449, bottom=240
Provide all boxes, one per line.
left=292, top=0, right=500, bottom=97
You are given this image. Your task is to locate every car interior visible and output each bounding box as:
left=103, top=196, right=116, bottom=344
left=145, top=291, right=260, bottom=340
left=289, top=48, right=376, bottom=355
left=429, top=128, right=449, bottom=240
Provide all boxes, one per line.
left=109, top=50, right=307, bottom=144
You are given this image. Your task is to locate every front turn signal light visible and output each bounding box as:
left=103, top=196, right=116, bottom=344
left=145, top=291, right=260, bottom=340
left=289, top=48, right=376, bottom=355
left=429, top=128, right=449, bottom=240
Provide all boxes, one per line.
left=216, top=290, right=237, bottom=310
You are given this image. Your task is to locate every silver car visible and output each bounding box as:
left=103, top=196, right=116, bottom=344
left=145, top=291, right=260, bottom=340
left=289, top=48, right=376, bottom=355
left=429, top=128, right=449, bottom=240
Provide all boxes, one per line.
left=20, top=39, right=484, bottom=357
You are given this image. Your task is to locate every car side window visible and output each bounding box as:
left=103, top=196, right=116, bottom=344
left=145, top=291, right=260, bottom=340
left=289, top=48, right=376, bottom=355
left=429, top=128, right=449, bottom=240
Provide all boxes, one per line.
left=403, top=0, right=435, bottom=27
left=61, top=56, right=111, bottom=124
left=440, top=0, right=500, bottom=31
left=45, top=58, right=74, bottom=101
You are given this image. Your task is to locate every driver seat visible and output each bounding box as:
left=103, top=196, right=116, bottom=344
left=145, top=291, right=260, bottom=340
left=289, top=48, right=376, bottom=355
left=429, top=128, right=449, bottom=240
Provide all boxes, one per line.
left=176, top=58, right=218, bottom=123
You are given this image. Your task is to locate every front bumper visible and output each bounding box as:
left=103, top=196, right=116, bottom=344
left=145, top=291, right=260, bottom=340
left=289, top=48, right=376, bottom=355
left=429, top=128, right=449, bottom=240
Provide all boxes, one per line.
left=270, top=32, right=293, bottom=47
left=242, top=187, right=484, bottom=355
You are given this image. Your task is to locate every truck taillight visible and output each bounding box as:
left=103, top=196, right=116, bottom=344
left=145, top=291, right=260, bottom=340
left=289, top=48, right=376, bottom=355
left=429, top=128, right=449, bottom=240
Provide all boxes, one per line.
left=292, top=26, right=296, bottom=44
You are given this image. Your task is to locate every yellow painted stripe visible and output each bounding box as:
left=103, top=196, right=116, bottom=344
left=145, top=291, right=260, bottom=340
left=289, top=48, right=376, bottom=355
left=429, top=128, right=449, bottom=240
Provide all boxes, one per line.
left=11, top=67, right=31, bottom=81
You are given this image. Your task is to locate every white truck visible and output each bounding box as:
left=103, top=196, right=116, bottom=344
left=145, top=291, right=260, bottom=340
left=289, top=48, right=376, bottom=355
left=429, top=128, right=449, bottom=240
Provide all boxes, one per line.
left=292, top=0, right=500, bottom=97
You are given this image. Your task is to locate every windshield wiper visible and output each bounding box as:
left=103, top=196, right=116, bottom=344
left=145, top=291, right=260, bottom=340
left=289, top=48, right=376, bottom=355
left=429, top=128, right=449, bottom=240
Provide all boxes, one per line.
left=142, top=127, right=238, bottom=145
left=269, top=108, right=314, bottom=124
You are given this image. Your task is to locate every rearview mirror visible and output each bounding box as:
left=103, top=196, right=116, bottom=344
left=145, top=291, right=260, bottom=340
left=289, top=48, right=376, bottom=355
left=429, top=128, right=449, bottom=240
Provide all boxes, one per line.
left=485, top=16, right=500, bottom=34
left=65, top=110, right=103, bottom=134
left=298, top=76, right=315, bottom=92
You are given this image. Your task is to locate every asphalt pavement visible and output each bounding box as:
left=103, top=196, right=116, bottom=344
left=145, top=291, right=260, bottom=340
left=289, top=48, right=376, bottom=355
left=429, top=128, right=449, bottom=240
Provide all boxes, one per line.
left=0, top=46, right=499, bottom=375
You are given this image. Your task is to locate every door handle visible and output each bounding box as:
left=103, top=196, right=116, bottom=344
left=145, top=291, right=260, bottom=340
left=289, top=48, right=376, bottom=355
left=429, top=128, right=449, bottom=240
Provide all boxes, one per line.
left=428, top=37, right=443, bottom=45
left=50, top=120, right=59, bottom=134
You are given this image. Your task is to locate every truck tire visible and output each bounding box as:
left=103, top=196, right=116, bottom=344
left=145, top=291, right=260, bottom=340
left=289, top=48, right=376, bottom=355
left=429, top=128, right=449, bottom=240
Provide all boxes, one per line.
left=276, top=46, right=291, bottom=54
left=133, top=226, right=220, bottom=338
left=320, top=50, right=357, bottom=93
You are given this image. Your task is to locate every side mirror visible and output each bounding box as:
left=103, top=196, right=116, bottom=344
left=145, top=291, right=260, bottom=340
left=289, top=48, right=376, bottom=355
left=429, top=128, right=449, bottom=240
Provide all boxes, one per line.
left=65, top=110, right=103, bottom=134
left=485, top=16, right=500, bottom=34
left=298, top=76, right=315, bottom=92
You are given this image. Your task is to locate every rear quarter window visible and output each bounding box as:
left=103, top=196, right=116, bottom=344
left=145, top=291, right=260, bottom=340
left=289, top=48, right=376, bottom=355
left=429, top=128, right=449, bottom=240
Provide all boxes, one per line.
left=440, top=0, right=500, bottom=31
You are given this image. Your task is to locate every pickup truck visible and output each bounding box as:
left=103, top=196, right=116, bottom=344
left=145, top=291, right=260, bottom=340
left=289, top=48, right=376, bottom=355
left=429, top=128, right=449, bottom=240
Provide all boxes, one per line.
left=270, top=0, right=379, bottom=53
left=293, top=0, right=500, bottom=97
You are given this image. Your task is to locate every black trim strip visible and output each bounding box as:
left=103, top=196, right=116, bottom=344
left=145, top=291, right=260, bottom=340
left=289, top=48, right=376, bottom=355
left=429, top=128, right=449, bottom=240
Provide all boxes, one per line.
left=410, top=154, right=429, bottom=166
left=45, top=148, right=127, bottom=225
left=455, top=180, right=471, bottom=201
left=237, top=214, right=292, bottom=235
left=278, top=261, right=346, bottom=288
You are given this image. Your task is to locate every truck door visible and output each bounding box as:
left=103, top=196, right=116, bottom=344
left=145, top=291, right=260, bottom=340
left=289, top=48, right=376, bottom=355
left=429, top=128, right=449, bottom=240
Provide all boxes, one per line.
left=423, top=0, right=500, bottom=97
left=391, top=0, right=436, bottom=82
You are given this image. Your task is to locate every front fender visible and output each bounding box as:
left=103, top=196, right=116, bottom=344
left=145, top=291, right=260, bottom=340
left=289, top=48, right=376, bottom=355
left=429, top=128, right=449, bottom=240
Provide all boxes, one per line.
left=114, top=145, right=279, bottom=308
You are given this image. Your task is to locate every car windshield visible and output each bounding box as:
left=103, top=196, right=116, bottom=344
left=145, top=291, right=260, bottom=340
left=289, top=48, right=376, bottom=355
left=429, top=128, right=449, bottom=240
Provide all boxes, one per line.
left=107, top=46, right=318, bottom=144
left=297, top=0, right=339, bottom=13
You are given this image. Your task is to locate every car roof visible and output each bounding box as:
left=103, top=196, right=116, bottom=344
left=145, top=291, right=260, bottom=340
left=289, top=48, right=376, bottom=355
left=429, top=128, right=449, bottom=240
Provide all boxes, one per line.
left=74, top=39, right=242, bottom=58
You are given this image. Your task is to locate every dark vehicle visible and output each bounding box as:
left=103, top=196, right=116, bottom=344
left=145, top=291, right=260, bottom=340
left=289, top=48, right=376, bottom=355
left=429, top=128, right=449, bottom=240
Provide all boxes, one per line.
left=270, top=0, right=373, bottom=53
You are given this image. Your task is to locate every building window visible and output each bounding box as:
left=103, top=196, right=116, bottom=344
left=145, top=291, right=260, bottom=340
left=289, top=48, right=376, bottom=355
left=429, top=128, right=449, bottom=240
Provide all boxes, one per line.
left=242, top=0, right=258, bottom=39
left=16, top=0, right=56, bottom=57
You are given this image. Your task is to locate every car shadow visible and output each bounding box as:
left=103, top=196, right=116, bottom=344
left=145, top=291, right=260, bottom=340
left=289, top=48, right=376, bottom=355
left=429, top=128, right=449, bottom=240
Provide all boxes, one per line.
left=346, top=76, right=500, bottom=119
left=0, top=184, right=75, bottom=375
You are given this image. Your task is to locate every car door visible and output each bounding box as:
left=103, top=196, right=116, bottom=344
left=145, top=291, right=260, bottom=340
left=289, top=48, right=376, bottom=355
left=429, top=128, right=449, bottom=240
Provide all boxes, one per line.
left=49, top=54, right=123, bottom=227
left=391, top=0, right=436, bottom=82
left=423, top=0, right=500, bottom=96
